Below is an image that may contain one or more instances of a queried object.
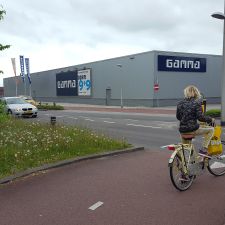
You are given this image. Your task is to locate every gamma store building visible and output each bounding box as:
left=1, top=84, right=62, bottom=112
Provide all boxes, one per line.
left=3, top=50, right=222, bottom=107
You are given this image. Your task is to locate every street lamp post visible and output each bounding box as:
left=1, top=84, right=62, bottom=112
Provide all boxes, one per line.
left=117, top=64, right=123, bottom=108
left=212, top=4, right=225, bottom=126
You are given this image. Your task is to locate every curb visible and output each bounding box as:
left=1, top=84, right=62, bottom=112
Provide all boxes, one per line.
left=0, top=146, right=144, bottom=185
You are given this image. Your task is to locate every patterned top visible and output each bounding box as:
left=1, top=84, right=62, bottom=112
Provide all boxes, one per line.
left=176, top=97, right=212, bottom=133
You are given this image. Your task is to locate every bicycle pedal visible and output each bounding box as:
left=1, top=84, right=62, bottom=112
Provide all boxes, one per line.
left=198, top=153, right=212, bottom=159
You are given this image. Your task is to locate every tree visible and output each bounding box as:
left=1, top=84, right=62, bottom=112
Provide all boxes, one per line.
left=0, top=6, right=10, bottom=74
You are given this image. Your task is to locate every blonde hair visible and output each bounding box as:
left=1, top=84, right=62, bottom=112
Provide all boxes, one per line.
left=184, top=85, right=201, bottom=99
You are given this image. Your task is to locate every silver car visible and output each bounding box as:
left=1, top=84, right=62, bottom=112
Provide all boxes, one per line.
left=1, top=97, right=38, bottom=117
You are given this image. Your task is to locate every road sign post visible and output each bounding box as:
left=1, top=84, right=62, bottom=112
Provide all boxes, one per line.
left=153, top=83, right=159, bottom=107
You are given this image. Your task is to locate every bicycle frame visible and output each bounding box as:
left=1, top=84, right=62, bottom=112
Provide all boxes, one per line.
left=168, top=144, right=188, bottom=174
left=168, top=143, right=206, bottom=176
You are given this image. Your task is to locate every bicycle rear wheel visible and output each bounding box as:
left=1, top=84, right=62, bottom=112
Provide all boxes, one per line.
left=169, top=153, right=194, bottom=191
left=208, top=152, right=225, bottom=176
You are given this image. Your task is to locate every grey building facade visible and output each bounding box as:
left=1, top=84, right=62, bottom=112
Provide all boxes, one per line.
left=3, top=50, right=222, bottom=107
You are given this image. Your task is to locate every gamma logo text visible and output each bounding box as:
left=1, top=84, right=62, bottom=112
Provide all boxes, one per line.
left=166, top=59, right=200, bottom=69
left=158, top=55, right=206, bottom=72
left=57, top=80, right=76, bottom=89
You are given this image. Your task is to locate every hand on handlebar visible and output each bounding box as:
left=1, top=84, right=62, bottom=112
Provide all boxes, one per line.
left=210, top=118, right=216, bottom=127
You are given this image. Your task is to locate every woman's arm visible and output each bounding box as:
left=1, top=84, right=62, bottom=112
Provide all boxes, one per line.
left=196, top=101, right=212, bottom=123
left=176, top=102, right=182, bottom=121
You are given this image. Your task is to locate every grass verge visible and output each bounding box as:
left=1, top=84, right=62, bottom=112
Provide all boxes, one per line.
left=0, top=117, right=131, bottom=179
left=37, top=102, right=64, bottom=110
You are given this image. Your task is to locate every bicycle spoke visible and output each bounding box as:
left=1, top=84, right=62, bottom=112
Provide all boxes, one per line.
left=170, top=151, right=194, bottom=191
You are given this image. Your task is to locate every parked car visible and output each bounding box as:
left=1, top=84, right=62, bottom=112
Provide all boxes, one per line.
left=0, top=97, right=38, bottom=117
left=18, top=95, right=38, bottom=106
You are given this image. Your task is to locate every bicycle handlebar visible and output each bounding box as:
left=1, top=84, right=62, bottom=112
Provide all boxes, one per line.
left=208, top=118, right=216, bottom=127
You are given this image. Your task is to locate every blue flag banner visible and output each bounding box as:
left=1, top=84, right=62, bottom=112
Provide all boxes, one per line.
left=25, top=58, right=31, bottom=84
left=19, top=55, right=25, bottom=82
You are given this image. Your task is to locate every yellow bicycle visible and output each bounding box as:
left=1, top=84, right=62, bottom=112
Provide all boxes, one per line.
left=168, top=133, right=225, bottom=191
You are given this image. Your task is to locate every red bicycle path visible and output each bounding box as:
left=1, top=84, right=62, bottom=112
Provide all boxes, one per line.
left=0, top=149, right=225, bottom=225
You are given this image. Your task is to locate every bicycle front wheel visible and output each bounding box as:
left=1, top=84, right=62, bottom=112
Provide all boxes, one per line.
left=169, top=153, right=194, bottom=191
left=208, top=152, right=225, bottom=176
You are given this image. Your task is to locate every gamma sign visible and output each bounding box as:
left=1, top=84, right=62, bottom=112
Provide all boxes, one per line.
left=56, top=69, right=92, bottom=96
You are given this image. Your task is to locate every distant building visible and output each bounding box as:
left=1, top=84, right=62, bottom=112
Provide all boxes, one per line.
left=0, top=87, right=4, bottom=97
left=3, top=50, right=222, bottom=107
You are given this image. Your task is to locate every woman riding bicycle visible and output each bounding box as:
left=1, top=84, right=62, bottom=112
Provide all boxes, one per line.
left=176, top=85, right=215, bottom=157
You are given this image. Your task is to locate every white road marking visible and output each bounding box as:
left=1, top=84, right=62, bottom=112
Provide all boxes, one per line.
left=154, top=121, right=177, bottom=124
left=103, top=121, right=115, bottom=124
left=67, top=117, right=78, bottom=120
left=153, top=121, right=177, bottom=128
left=125, top=119, right=139, bottom=122
left=43, top=114, right=61, bottom=117
left=85, top=119, right=95, bottom=122
left=79, top=116, right=90, bottom=119
left=127, top=123, right=161, bottom=129
left=88, top=201, right=104, bottom=211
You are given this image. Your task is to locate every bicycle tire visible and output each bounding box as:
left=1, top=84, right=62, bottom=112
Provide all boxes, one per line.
left=207, top=153, right=225, bottom=176
left=169, top=152, right=194, bottom=191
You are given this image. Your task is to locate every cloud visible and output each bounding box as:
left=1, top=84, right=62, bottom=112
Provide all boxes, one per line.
left=0, top=0, right=224, bottom=86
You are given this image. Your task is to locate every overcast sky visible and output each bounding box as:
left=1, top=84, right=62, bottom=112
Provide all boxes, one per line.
left=0, top=0, right=224, bottom=86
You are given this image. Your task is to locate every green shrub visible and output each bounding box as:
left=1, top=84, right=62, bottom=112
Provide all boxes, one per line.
left=0, top=102, right=9, bottom=123
left=0, top=102, right=4, bottom=113
left=205, top=109, right=221, bottom=118
left=37, top=103, right=64, bottom=110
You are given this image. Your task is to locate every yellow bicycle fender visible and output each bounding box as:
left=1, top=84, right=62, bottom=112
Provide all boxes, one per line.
left=168, top=149, right=179, bottom=167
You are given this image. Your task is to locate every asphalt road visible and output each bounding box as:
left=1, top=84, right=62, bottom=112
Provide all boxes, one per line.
left=35, top=110, right=180, bottom=148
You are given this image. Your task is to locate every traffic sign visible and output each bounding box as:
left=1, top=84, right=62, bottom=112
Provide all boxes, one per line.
left=154, top=83, right=159, bottom=91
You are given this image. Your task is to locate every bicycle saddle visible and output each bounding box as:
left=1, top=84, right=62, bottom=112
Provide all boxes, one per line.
left=181, top=133, right=195, bottom=140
